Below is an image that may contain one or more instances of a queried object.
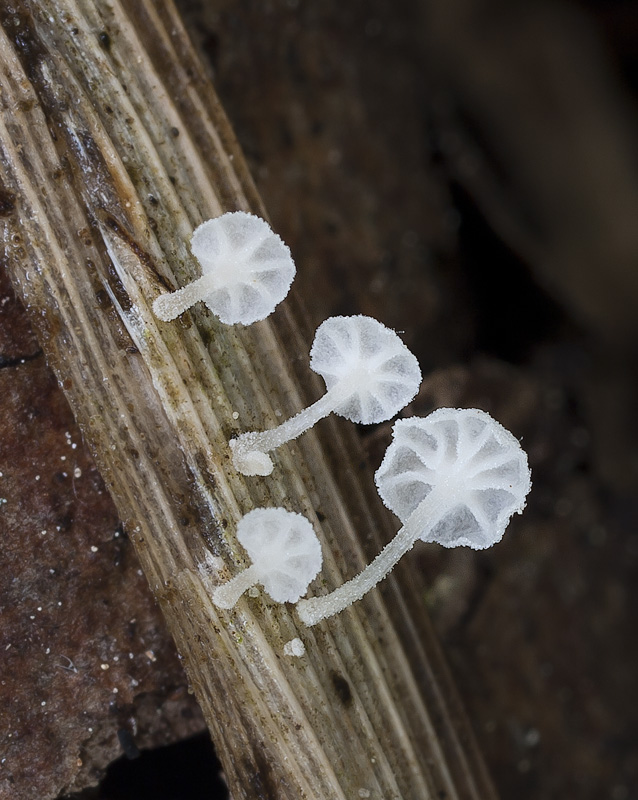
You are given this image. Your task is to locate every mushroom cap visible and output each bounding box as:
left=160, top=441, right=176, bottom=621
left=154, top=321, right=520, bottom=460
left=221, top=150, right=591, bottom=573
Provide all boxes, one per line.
left=237, top=508, right=323, bottom=603
left=190, top=212, right=295, bottom=325
left=375, top=408, right=531, bottom=549
left=309, top=315, right=422, bottom=424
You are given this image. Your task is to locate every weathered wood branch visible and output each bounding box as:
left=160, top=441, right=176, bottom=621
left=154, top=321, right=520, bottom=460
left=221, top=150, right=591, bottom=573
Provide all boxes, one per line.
left=0, top=1, right=496, bottom=797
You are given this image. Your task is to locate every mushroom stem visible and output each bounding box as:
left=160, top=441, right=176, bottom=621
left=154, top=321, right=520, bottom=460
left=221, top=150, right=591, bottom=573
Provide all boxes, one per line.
left=297, top=488, right=449, bottom=626
left=230, top=379, right=355, bottom=476
left=153, top=273, right=219, bottom=321
left=212, top=563, right=263, bottom=609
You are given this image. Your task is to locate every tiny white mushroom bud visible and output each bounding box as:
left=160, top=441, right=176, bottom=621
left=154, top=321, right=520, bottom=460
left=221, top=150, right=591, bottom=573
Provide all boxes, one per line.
left=231, top=315, right=422, bottom=476
left=212, top=508, right=323, bottom=610
left=297, top=408, right=531, bottom=625
left=283, top=638, right=306, bottom=657
left=153, top=212, right=295, bottom=324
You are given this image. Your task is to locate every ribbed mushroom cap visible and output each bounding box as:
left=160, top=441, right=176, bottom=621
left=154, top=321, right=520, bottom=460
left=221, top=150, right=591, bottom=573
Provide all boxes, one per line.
left=309, top=315, right=422, bottom=425
left=190, top=211, right=295, bottom=325
left=238, top=508, right=323, bottom=603
left=375, top=408, right=531, bottom=549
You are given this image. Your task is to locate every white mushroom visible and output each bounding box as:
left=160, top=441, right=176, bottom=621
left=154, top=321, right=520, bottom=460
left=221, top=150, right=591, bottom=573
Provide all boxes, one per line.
left=153, top=211, right=295, bottom=325
left=230, top=315, right=422, bottom=476
left=212, top=508, right=323, bottom=609
left=297, top=408, right=531, bottom=626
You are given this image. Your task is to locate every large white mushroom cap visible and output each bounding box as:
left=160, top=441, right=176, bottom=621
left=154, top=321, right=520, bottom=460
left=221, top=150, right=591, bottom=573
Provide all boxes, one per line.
left=191, top=212, right=295, bottom=325
left=297, top=408, right=531, bottom=626
left=309, top=315, right=422, bottom=425
left=236, top=508, right=323, bottom=604
left=375, top=408, right=532, bottom=549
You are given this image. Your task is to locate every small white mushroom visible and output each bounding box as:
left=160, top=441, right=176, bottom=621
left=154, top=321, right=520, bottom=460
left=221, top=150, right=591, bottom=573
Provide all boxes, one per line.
left=230, top=315, right=422, bottom=476
left=297, top=408, right=531, bottom=625
left=212, top=508, right=322, bottom=609
left=153, top=211, right=295, bottom=325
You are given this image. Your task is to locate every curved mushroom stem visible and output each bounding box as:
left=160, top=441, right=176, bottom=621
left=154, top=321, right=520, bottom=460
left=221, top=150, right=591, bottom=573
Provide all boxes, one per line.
left=153, top=273, right=218, bottom=321
left=296, top=489, right=446, bottom=626
left=230, top=380, right=354, bottom=476
left=212, top=563, right=262, bottom=609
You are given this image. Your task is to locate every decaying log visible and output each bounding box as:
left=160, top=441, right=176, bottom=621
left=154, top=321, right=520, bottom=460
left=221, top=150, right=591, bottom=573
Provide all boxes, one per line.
left=0, top=1, right=497, bottom=797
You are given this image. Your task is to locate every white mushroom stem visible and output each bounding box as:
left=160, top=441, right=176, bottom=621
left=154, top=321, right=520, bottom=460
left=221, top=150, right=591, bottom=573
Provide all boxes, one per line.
left=230, top=378, right=356, bottom=476
left=212, top=564, right=263, bottom=609
left=153, top=273, right=218, bottom=321
left=296, top=487, right=449, bottom=626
